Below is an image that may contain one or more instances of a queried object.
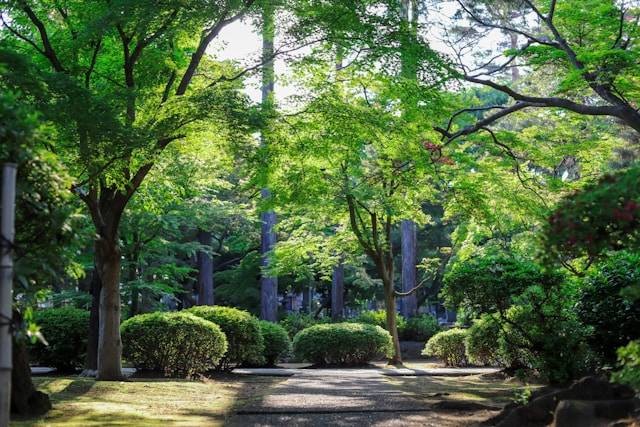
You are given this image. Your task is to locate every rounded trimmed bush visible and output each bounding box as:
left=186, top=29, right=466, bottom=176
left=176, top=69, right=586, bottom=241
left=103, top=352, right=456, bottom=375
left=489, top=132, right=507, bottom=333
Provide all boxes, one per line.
left=354, top=310, right=407, bottom=336
left=29, top=307, right=90, bottom=372
left=423, top=328, right=467, bottom=367
left=279, top=313, right=328, bottom=339
left=293, top=322, right=393, bottom=366
left=121, top=311, right=227, bottom=378
left=401, top=314, right=440, bottom=342
left=259, top=321, right=292, bottom=366
left=186, top=306, right=264, bottom=370
left=465, top=315, right=503, bottom=366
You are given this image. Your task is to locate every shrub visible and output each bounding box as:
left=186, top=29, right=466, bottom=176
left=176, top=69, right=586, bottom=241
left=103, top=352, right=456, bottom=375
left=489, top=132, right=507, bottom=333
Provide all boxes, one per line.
left=186, top=306, right=264, bottom=370
left=612, top=340, right=640, bottom=391
left=279, top=313, right=328, bottom=339
left=354, top=310, right=407, bottom=336
left=259, top=321, right=292, bottom=366
left=29, top=307, right=90, bottom=372
left=576, top=251, right=640, bottom=364
left=293, top=322, right=393, bottom=365
left=423, top=328, right=467, bottom=367
left=121, top=311, right=227, bottom=378
left=465, top=315, right=502, bottom=366
left=401, top=314, right=440, bottom=341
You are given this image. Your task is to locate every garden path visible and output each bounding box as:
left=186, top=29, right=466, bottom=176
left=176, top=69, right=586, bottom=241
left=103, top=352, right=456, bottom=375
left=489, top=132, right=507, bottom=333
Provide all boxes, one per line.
left=226, top=367, right=503, bottom=426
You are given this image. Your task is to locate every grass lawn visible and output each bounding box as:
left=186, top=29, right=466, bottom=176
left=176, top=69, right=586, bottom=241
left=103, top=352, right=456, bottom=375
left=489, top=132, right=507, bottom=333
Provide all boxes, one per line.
left=11, top=375, right=284, bottom=427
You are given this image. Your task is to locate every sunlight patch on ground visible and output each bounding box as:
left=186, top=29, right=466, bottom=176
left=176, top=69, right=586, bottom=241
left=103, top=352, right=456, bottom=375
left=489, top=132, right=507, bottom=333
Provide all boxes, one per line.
left=12, top=376, right=282, bottom=427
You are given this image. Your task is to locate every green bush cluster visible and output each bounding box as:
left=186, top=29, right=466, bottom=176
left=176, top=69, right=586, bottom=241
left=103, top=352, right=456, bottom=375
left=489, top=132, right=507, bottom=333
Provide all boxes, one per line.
left=354, top=309, right=406, bottom=334
left=612, top=340, right=640, bottom=391
left=465, top=315, right=504, bottom=366
left=29, top=307, right=90, bottom=372
left=423, top=328, right=467, bottom=367
left=576, top=251, right=640, bottom=364
left=293, top=322, right=392, bottom=366
left=401, top=314, right=440, bottom=341
left=259, top=321, right=292, bottom=366
left=187, top=305, right=264, bottom=370
left=121, top=311, right=227, bottom=378
left=278, top=313, right=328, bottom=339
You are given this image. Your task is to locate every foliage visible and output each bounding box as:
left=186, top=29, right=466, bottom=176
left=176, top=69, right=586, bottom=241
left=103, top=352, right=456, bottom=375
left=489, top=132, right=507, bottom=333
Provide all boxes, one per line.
left=279, top=312, right=329, bottom=339
left=29, top=307, right=90, bottom=372
left=0, top=87, right=79, bottom=295
left=353, top=310, right=407, bottom=336
left=612, top=340, right=640, bottom=391
left=258, top=321, right=292, bottom=366
left=576, top=251, right=640, bottom=364
left=120, top=311, right=227, bottom=378
left=465, top=315, right=503, bottom=367
left=293, top=322, right=393, bottom=366
left=186, top=306, right=264, bottom=370
left=423, top=328, right=468, bottom=367
left=442, top=252, right=561, bottom=316
left=401, top=314, right=440, bottom=342
left=545, top=166, right=640, bottom=260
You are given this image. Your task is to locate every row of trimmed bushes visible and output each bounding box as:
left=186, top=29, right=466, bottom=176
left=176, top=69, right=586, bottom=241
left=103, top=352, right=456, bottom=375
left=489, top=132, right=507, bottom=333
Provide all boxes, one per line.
left=279, top=311, right=440, bottom=342
left=30, top=307, right=396, bottom=376
left=29, top=306, right=293, bottom=377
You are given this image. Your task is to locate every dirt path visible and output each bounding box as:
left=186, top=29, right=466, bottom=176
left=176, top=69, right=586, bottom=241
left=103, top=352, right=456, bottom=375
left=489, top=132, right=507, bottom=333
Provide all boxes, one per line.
left=226, top=369, right=507, bottom=426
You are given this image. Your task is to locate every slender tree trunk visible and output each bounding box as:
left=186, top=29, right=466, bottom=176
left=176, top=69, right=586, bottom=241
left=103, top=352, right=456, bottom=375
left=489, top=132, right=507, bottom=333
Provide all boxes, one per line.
left=260, top=1, right=278, bottom=322
left=400, top=220, right=417, bottom=317
left=95, top=234, right=123, bottom=380
left=331, top=262, right=345, bottom=321
left=382, top=273, right=402, bottom=365
left=196, top=230, right=214, bottom=306
left=85, top=268, right=101, bottom=371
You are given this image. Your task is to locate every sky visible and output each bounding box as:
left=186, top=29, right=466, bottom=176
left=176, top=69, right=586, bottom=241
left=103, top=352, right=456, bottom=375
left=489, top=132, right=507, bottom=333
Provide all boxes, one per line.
left=209, top=2, right=504, bottom=104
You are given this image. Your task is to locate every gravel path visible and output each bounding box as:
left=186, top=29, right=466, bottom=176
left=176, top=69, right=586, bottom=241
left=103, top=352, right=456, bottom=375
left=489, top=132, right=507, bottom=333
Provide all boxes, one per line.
left=226, top=368, right=501, bottom=426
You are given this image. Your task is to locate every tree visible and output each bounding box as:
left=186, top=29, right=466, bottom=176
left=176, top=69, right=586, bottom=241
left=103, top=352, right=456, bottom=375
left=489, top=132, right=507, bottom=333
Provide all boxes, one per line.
left=439, top=0, right=640, bottom=143
left=1, top=0, right=257, bottom=379
left=260, top=0, right=278, bottom=322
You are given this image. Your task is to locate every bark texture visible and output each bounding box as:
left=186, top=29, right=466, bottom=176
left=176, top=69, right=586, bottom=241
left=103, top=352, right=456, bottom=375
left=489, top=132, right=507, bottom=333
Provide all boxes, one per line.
left=196, top=230, right=214, bottom=306
left=331, top=262, right=345, bottom=321
left=85, top=268, right=100, bottom=371
left=400, top=219, right=418, bottom=318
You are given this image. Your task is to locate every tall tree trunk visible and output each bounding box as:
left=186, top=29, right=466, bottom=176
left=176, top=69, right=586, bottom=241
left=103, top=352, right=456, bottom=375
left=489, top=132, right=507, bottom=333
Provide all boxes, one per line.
left=400, top=219, right=417, bottom=317
left=196, top=230, right=214, bottom=306
left=331, top=262, right=345, bottom=321
left=85, top=267, right=101, bottom=371
left=95, top=234, right=123, bottom=380
left=260, top=0, right=278, bottom=322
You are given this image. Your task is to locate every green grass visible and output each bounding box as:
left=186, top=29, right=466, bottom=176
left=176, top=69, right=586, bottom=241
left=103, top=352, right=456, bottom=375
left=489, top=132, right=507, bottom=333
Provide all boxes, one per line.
left=11, top=375, right=282, bottom=426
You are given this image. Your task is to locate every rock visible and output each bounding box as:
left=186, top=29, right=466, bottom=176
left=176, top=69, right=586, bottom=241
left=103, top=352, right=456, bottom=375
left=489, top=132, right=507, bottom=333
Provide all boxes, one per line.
left=553, top=400, right=640, bottom=427
left=483, top=376, right=638, bottom=427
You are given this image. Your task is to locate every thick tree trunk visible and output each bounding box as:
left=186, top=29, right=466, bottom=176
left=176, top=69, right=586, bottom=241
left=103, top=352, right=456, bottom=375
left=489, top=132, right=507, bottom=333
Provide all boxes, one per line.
left=196, top=230, right=214, bottom=306
left=400, top=220, right=418, bottom=318
left=331, top=262, right=345, bottom=321
left=260, top=204, right=278, bottom=321
left=11, top=311, right=51, bottom=416
left=95, top=236, right=123, bottom=380
left=260, top=1, right=278, bottom=322
left=85, top=268, right=101, bottom=371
